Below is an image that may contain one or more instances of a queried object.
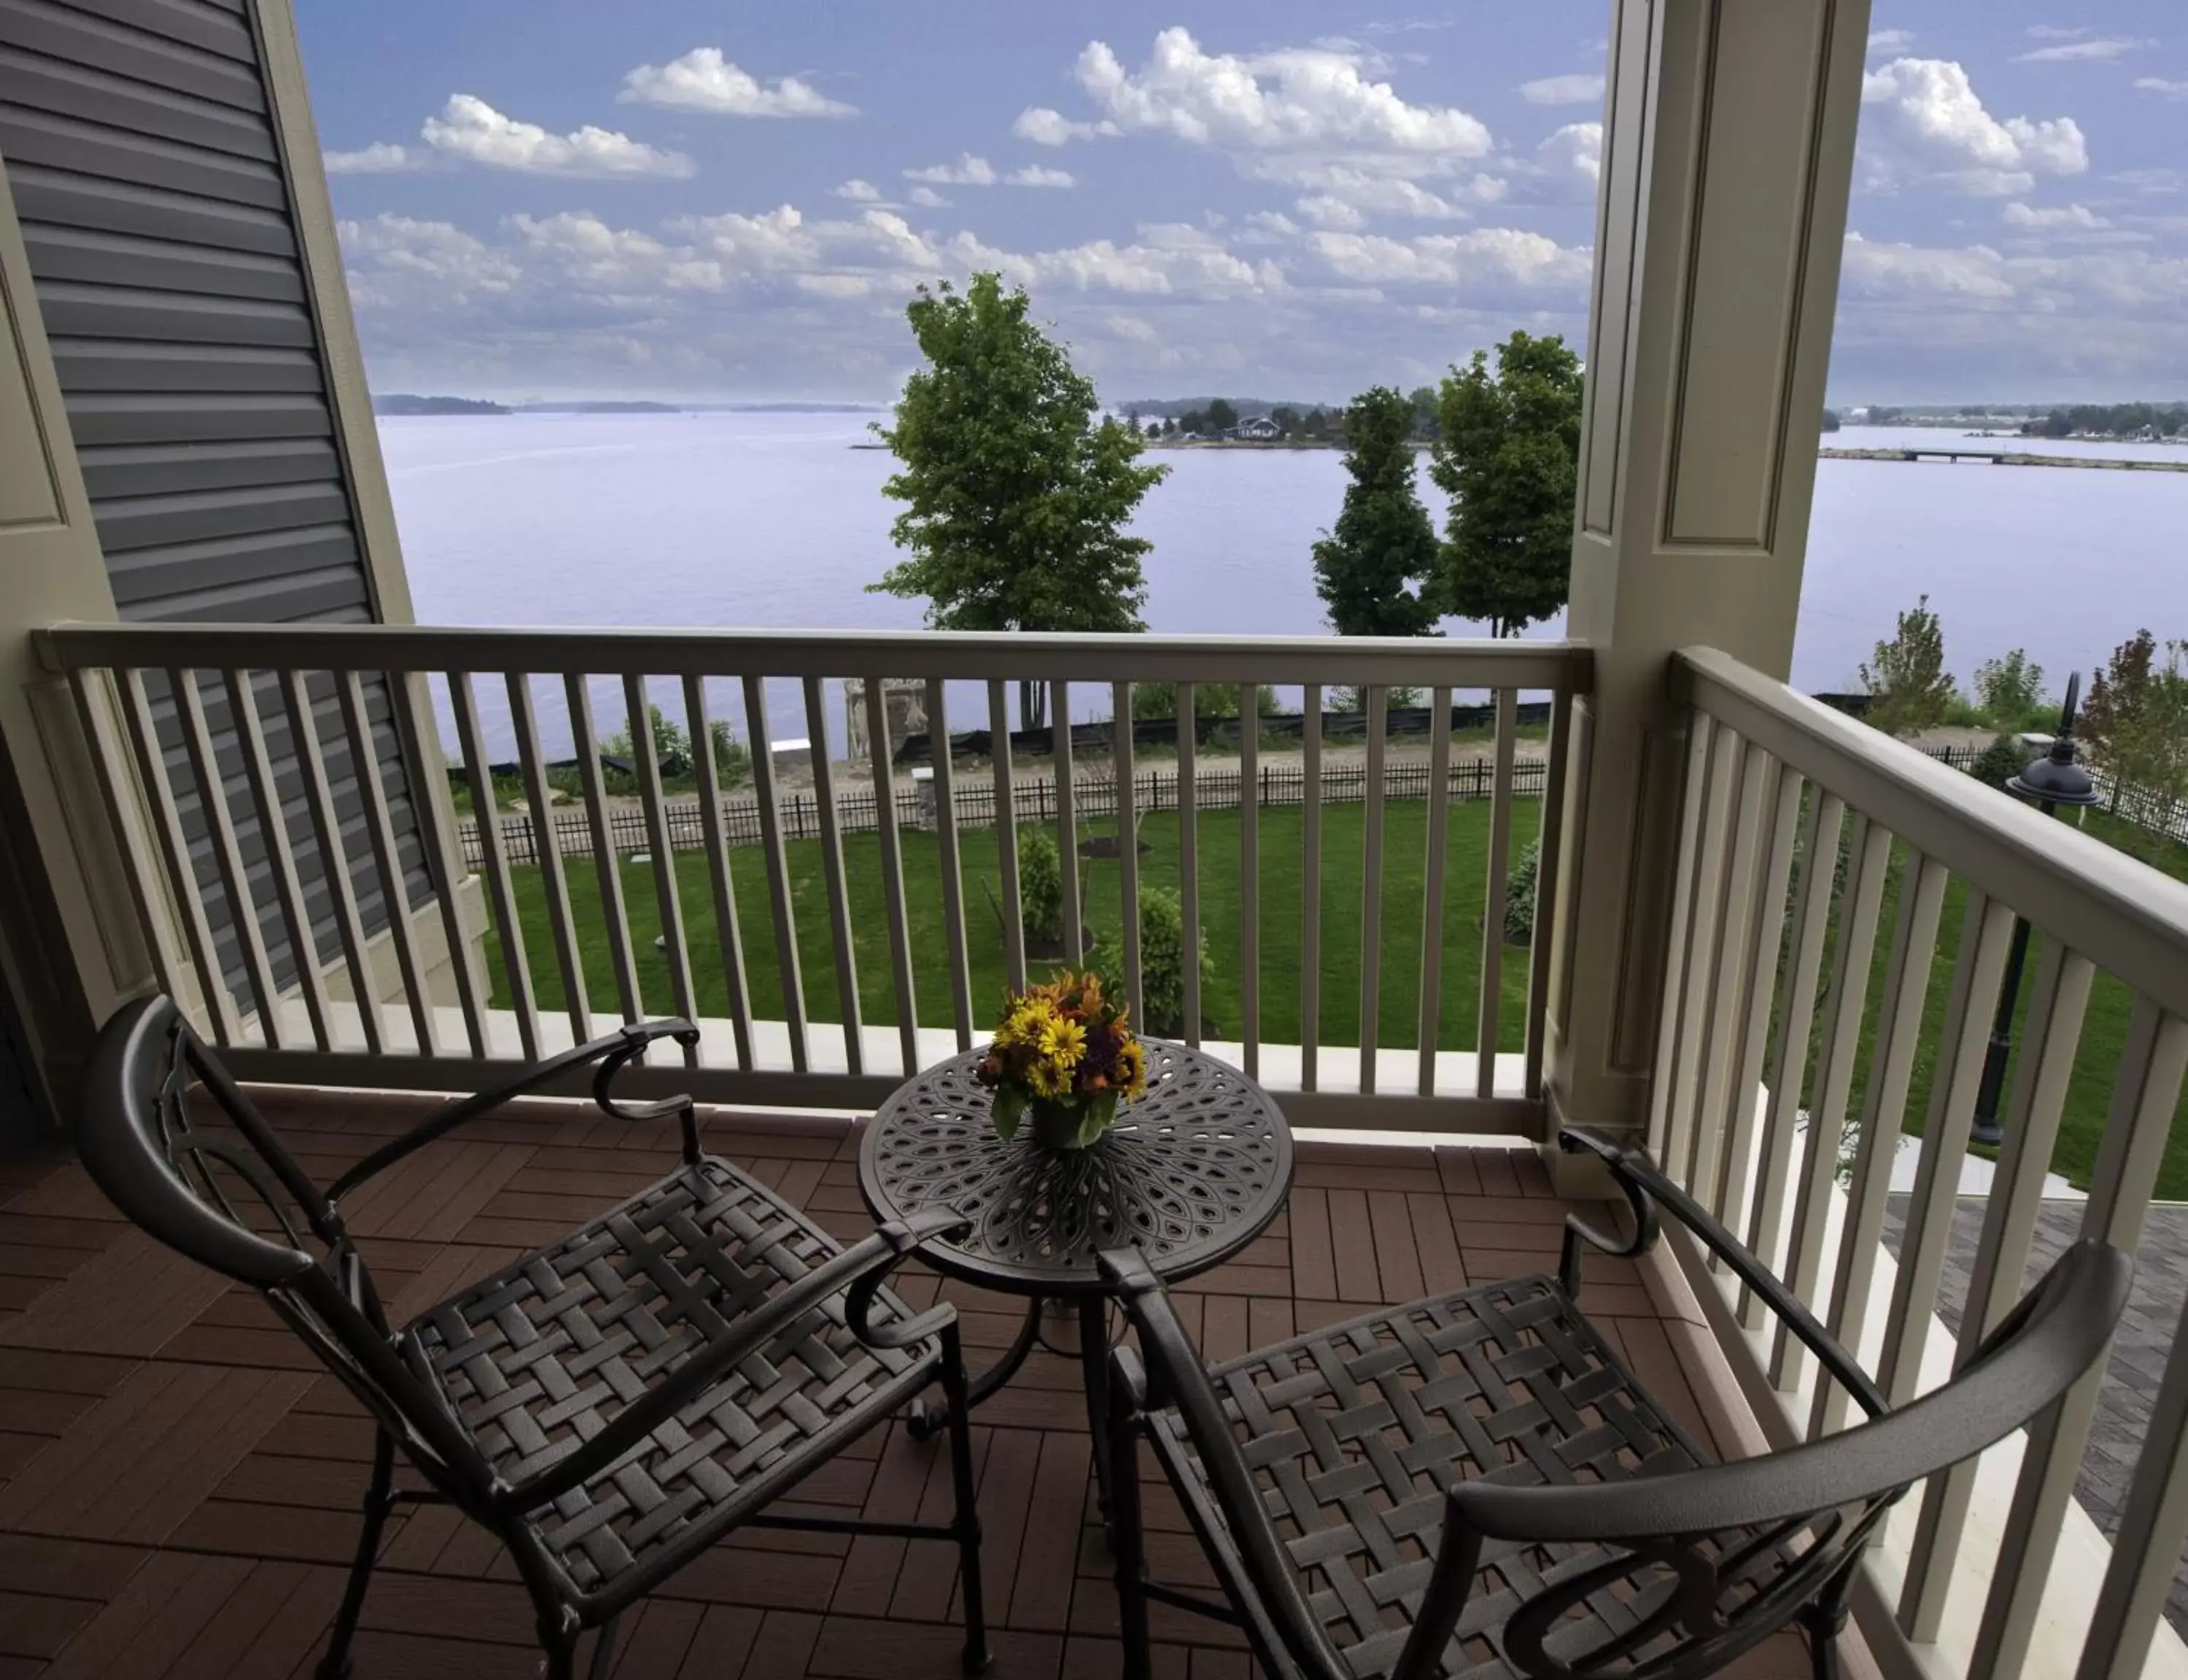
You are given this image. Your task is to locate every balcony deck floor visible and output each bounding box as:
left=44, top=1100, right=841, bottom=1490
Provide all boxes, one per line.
left=0, top=1096, right=1821, bottom=1679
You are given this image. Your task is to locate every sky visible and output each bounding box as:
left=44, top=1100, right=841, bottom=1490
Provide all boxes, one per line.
left=295, top=1, right=2188, bottom=406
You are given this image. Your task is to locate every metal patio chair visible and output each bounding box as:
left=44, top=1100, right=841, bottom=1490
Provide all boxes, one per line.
left=1098, top=1127, right=2131, bottom=1680
left=76, top=996, right=989, bottom=1679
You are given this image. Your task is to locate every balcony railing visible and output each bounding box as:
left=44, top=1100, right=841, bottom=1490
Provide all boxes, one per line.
left=40, top=621, right=1586, bottom=1133
left=1653, top=645, right=2188, bottom=1680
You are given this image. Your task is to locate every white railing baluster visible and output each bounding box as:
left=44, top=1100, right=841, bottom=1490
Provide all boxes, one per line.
left=1902, top=941, right=2096, bottom=1640
left=1708, top=759, right=1801, bottom=1244
left=1114, top=680, right=1141, bottom=1025
left=1970, top=1000, right=2188, bottom=1677
left=1742, top=790, right=1844, bottom=1330
left=1475, top=688, right=1518, bottom=1100
left=397, top=673, right=488, bottom=1059
left=171, top=667, right=281, bottom=1044
left=928, top=680, right=972, bottom=1049
left=1052, top=679, right=1080, bottom=968
left=567, top=674, right=642, bottom=1026
left=1878, top=892, right=2014, bottom=1404
left=117, top=669, right=236, bottom=1043
left=1524, top=688, right=1575, bottom=1100
left=284, top=672, right=381, bottom=1053
left=2079, top=1280, right=2188, bottom=1680
left=1301, top=684, right=1322, bottom=1091
left=741, top=674, right=807, bottom=1072
left=1661, top=720, right=1735, bottom=1178
left=1417, top=685, right=1454, bottom=1097
left=1688, top=742, right=1772, bottom=1208
left=337, top=670, right=435, bottom=1055
left=451, top=671, right=538, bottom=1061
left=1649, top=715, right=1717, bottom=1160
left=626, top=674, right=697, bottom=1062
left=683, top=676, right=754, bottom=1069
left=866, top=677, right=919, bottom=1075
left=804, top=676, right=863, bottom=1071
left=989, top=680, right=1025, bottom=993
left=508, top=672, right=590, bottom=1049
left=1239, top=684, right=1260, bottom=1079
left=1360, top=685, right=1386, bottom=1095
left=67, top=669, right=185, bottom=1011
left=1770, top=814, right=1890, bottom=1393
left=1179, top=682, right=1200, bottom=1048
left=1814, top=852, right=1947, bottom=1438
left=222, top=669, right=331, bottom=1051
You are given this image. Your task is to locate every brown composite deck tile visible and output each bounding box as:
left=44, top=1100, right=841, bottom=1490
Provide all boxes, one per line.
left=0, top=1229, right=229, bottom=1355
left=1366, top=1189, right=1427, bottom=1302
left=1324, top=1187, right=1380, bottom=1302
left=738, top=1607, right=826, bottom=1679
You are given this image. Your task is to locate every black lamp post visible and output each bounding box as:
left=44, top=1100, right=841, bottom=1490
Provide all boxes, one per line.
left=1969, top=672, right=2103, bottom=1146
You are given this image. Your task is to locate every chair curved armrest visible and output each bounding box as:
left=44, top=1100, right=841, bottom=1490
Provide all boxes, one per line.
left=492, top=1206, right=969, bottom=1512
left=1099, top=1247, right=1352, bottom=1680
left=1557, top=1126, right=1888, bottom=1421
left=1448, top=1237, right=2130, bottom=1546
left=328, top=1019, right=700, bottom=1202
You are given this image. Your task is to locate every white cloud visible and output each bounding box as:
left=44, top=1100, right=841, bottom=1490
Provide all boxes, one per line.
left=2002, top=201, right=2109, bottom=229
left=1306, top=227, right=1591, bottom=290
left=905, top=154, right=998, bottom=186
left=1858, top=60, right=2086, bottom=196
left=832, top=179, right=882, bottom=202
left=1518, top=73, right=1605, bottom=106
left=1297, top=195, right=1365, bottom=230
left=907, top=186, right=950, bottom=209
left=1283, top=164, right=1496, bottom=224
left=1868, top=29, right=1915, bottom=52
left=2135, top=77, right=2188, bottom=99
left=618, top=48, right=856, bottom=117
left=1243, top=210, right=1301, bottom=237
left=944, top=222, right=1286, bottom=299
left=1537, top=122, right=1603, bottom=184
left=1005, top=166, right=1076, bottom=188
left=2015, top=36, right=2152, bottom=63
left=1012, top=107, right=1119, bottom=145
left=1071, top=28, right=1491, bottom=160
left=420, top=94, right=694, bottom=179
left=2025, top=25, right=2089, bottom=39
left=324, top=141, right=419, bottom=174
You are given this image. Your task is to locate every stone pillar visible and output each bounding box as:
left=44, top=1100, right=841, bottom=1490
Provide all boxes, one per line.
left=1541, top=0, right=1870, bottom=1186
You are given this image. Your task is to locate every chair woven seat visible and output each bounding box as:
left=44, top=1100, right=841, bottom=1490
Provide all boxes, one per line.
left=1146, top=1275, right=1807, bottom=1680
left=408, top=1155, right=939, bottom=1608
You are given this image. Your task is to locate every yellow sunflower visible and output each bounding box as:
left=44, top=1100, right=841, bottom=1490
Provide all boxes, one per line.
left=1028, top=1056, right=1071, bottom=1099
left=1040, top=1015, right=1087, bottom=1068
left=1116, top=1038, right=1148, bottom=1097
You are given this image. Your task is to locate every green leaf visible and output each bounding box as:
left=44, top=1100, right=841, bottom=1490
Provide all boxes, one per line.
left=992, top=1084, right=1025, bottom=1144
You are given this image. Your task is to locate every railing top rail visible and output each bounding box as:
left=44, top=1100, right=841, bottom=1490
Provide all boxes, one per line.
left=37, top=621, right=1592, bottom=690
left=1678, top=645, right=2188, bottom=1020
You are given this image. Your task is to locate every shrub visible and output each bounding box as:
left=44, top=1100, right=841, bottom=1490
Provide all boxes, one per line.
left=708, top=718, right=751, bottom=789
left=1017, top=827, right=1064, bottom=947
left=1502, top=838, right=1541, bottom=944
left=1974, top=649, right=2048, bottom=732
left=602, top=704, right=691, bottom=793
left=1093, top=887, right=1216, bottom=1035
left=1130, top=682, right=1278, bottom=721
left=1968, top=733, right=2030, bottom=793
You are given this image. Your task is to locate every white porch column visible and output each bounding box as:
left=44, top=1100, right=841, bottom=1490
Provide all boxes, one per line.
left=1542, top=0, right=1870, bottom=1183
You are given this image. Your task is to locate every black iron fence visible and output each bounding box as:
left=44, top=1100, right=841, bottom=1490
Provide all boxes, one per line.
left=457, top=756, right=1556, bottom=868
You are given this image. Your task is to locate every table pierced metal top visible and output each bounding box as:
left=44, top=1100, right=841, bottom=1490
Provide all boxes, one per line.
left=858, top=1042, right=1294, bottom=1294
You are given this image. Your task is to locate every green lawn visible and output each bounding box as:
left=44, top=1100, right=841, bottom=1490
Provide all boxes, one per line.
left=480, top=798, right=1541, bottom=1055
left=478, top=790, right=2188, bottom=1197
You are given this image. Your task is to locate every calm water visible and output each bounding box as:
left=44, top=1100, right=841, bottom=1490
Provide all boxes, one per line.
left=379, top=413, right=2188, bottom=759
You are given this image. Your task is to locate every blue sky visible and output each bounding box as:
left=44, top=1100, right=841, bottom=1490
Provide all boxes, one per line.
left=296, top=1, right=2188, bottom=405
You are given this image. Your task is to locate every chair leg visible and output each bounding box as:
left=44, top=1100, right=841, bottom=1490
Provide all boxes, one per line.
left=583, top=1613, right=622, bottom=1680
left=940, top=1325, right=992, bottom=1676
left=314, top=1426, right=394, bottom=1680
left=1108, top=1387, right=1153, bottom=1680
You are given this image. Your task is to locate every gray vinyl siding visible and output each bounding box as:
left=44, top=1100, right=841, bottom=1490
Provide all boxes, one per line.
left=0, top=0, right=432, bottom=998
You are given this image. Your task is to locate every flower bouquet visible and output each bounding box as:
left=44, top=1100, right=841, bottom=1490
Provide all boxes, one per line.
left=975, top=969, right=1148, bottom=1151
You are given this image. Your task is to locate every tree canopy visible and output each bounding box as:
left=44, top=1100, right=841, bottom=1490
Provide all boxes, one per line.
left=1858, top=595, right=1958, bottom=737
left=870, top=274, right=1167, bottom=723
left=1311, top=386, right=1439, bottom=638
left=1429, top=330, right=1583, bottom=637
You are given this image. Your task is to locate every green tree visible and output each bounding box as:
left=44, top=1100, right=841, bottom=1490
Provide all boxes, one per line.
left=2084, top=629, right=2155, bottom=768
left=1311, top=386, right=1440, bottom=638
left=1017, top=826, right=1065, bottom=949
left=1180, top=408, right=1208, bottom=435
left=1206, top=397, right=1238, bottom=433
left=1973, top=648, right=2047, bottom=730
left=1408, top=384, right=1440, bottom=439
left=870, top=274, right=1168, bottom=730
left=1269, top=405, right=1301, bottom=438
left=1429, top=330, right=1583, bottom=637
left=2086, top=630, right=2188, bottom=828
left=1968, top=733, right=2031, bottom=793
left=1858, top=595, right=1958, bottom=737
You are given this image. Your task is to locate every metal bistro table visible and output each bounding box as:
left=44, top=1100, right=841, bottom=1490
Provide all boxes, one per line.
left=859, top=1041, right=1293, bottom=1514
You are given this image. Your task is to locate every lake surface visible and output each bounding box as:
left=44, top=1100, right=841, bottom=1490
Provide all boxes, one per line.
left=378, top=413, right=2188, bottom=760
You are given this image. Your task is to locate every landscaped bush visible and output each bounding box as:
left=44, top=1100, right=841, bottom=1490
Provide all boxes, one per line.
left=1503, top=838, right=1541, bottom=944
left=1018, top=826, right=1064, bottom=948
left=709, top=718, right=752, bottom=789
left=1093, top=886, right=1216, bottom=1036
left=1968, top=733, right=2031, bottom=794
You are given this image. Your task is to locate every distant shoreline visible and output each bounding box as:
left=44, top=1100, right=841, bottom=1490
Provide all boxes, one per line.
left=1819, top=446, right=2188, bottom=472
